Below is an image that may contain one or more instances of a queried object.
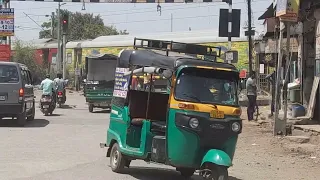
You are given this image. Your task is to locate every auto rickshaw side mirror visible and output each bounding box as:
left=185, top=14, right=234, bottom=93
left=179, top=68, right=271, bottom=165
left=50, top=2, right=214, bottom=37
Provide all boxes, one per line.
left=162, top=70, right=173, bottom=79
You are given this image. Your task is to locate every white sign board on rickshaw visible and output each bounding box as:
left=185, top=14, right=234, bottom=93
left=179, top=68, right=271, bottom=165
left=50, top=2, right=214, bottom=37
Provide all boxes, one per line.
left=113, top=68, right=130, bottom=98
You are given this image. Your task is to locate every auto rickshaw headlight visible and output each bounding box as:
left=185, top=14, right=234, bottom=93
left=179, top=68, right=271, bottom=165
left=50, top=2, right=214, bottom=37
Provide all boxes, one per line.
left=189, top=118, right=199, bottom=128
left=231, top=122, right=241, bottom=132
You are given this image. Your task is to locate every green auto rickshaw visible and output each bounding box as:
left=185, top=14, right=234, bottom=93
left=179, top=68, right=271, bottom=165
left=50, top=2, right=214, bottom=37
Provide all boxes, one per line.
left=100, top=38, right=242, bottom=179
left=84, top=53, right=117, bottom=113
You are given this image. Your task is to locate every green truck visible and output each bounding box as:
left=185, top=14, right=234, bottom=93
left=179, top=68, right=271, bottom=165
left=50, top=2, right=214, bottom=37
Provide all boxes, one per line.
left=84, top=53, right=117, bottom=113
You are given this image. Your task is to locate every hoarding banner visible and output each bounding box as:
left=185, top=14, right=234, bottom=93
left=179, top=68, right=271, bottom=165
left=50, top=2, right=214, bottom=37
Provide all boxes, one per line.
left=0, top=8, right=14, bottom=36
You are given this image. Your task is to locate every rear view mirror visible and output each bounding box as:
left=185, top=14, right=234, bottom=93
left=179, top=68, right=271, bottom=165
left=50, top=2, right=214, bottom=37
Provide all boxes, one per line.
left=162, top=70, right=173, bottom=79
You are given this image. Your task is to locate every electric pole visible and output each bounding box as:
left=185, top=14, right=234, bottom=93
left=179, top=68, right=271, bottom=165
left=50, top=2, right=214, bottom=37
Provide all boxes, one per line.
left=247, top=0, right=253, bottom=74
left=51, top=12, right=55, bottom=38
left=170, top=13, right=173, bottom=32
left=7, top=0, right=10, bottom=48
left=62, top=13, right=69, bottom=80
left=228, top=0, right=232, bottom=63
left=57, top=2, right=61, bottom=74
left=274, top=22, right=285, bottom=135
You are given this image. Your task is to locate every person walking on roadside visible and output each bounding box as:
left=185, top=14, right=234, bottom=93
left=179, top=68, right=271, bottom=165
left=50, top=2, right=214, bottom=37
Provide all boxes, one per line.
left=246, top=71, right=257, bottom=121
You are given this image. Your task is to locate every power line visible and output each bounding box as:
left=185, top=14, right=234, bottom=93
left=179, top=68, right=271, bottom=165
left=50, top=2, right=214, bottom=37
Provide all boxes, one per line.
left=19, top=5, right=264, bottom=27
left=13, top=0, right=270, bottom=19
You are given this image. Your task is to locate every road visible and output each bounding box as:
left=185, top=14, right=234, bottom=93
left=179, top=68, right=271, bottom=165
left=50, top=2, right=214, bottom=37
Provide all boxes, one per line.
left=1, top=92, right=320, bottom=180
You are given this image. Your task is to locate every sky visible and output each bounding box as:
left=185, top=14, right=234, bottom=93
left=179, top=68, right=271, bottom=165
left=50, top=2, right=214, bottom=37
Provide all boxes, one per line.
left=9, top=0, right=273, bottom=41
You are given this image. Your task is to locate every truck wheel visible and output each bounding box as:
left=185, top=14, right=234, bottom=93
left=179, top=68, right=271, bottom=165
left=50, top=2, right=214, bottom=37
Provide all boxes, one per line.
left=27, top=103, right=35, bottom=121
left=17, top=111, right=27, bottom=127
left=177, top=167, right=195, bottom=178
left=110, top=143, right=126, bottom=173
left=89, top=104, right=94, bottom=113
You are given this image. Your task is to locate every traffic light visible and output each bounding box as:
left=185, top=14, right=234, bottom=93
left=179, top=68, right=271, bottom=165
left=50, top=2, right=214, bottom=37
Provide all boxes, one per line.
left=62, top=14, right=69, bottom=34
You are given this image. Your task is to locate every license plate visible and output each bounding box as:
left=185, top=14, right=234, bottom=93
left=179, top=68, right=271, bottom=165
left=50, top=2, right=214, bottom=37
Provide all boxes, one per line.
left=58, top=95, right=63, bottom=97
left=0, top=96, right=5, bottom=101
left=43, top=105, right=49, bottom=108
left=210, top=110, right=225, bottom=119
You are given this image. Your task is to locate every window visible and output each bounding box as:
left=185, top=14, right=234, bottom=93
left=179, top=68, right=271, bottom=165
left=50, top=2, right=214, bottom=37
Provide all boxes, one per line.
left=0, top=65, right=19, bottom=83
left=21, top=70, right=32, bottom=84
left=175, top=68, right=238, bottom=106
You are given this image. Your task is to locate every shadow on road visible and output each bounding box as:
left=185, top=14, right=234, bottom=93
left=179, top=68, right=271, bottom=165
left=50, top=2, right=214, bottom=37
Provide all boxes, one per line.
left=58, top=104, right=76, bottom=109
left=0, top=118, right=50, bottom=128
left=122, top=167, right=242, bottom=180
left=47, top=113, right=62, bottom=117
left=93, top=109, right=111, bottom=113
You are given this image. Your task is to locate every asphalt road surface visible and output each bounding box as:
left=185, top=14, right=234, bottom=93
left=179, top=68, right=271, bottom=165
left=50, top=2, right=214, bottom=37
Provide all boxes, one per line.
left=1, top=92, right=320, bottom=180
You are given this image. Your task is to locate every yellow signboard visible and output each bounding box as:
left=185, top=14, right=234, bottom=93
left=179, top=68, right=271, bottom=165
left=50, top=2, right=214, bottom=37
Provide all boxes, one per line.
left=276, top=0, right=300, bottom=22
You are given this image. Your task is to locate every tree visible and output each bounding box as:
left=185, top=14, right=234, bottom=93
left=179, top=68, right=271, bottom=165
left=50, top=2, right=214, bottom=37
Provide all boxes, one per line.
left=12, top=40, right=46, bottom=81
left=39, top=9, right=128, bottom=41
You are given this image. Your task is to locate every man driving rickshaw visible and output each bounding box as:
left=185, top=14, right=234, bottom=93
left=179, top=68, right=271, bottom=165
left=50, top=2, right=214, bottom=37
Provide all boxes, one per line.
left=100, top=38, right=242, bottom=180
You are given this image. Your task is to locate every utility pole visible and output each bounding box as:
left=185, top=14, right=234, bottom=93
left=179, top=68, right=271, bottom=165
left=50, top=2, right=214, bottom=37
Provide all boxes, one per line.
left=227, top=0, right=232, bottom=63
left=51, top=12, right=55, bottom=38
left=170, top=13, right=173, bottom=32
left=61, top=13, right=69, bottom=80
left=247, top=0, right=253, bottom=74
left=282, top=22, right=291, bottom=132
left=57, top=2, right=61, bottom=74
left=62, top=34, right=66, bottom=79
left=274, top=22, right=286, bottom=135
left=7, top=0, right=10, bottom=49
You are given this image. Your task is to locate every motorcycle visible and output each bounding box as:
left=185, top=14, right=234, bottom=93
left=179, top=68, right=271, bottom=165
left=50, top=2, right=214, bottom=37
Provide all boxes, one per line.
left=57, top=91, right=66, bottom=108
left=40, top=94, right=56, bottom=116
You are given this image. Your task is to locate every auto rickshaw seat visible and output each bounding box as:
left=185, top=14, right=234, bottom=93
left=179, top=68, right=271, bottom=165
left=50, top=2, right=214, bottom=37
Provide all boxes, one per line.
left=128, top=90, right=169, bottom=128
left=131, top=118, right=145, bottom=126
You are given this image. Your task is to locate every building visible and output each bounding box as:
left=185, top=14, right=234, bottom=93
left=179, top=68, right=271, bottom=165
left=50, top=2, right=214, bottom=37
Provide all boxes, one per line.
left=256, top=0, right=320, bottom=121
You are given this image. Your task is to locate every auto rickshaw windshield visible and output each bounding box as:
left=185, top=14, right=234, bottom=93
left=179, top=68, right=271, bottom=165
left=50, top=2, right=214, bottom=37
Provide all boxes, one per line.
left=174, top=67, right=239, bottom=106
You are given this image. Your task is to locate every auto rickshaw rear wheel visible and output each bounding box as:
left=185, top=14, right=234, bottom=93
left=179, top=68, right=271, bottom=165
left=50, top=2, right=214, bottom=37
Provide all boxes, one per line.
left=110, top=143, right=126, bottom=173
left=177, top=167, right=195, bottom=178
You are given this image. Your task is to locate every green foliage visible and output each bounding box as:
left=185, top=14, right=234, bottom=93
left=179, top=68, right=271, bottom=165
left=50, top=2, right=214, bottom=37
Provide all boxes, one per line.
left=12, top=40, right=46, bottom=79
left=39, top=9, right=128, bottom=41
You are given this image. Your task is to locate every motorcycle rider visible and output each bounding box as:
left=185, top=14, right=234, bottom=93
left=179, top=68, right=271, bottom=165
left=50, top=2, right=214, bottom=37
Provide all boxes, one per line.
left=40, top=74, right=55, bottom=103
left=54, top=73, right=66, bottom=102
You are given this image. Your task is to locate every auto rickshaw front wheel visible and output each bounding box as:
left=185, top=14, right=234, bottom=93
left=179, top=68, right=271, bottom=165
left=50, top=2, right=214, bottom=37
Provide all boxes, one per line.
left=110, top=143, right=127, bottom=173
left=201, top=164, right=228, bottom=180
left=177, top=167, right=195, bottom=178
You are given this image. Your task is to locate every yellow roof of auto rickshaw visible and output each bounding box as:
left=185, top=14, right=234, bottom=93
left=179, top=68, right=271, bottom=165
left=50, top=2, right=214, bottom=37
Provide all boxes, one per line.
left=195, top=65, right=238, bottom=72
left=132, top=75, right=162, bottom=79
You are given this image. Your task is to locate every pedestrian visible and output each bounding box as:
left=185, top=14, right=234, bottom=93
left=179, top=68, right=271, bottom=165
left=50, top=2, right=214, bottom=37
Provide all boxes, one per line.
left=246, top=71, right=257, bottom=121
left=266, top=71, right=276, bottom=117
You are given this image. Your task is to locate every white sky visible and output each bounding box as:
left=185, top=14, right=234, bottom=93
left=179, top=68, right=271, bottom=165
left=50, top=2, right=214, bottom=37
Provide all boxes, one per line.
left=9, top=0, right=273, bottom=41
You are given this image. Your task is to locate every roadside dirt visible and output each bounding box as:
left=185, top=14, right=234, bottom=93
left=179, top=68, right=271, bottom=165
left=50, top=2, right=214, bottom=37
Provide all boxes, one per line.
left=232, top=109, right=320, bottom=179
